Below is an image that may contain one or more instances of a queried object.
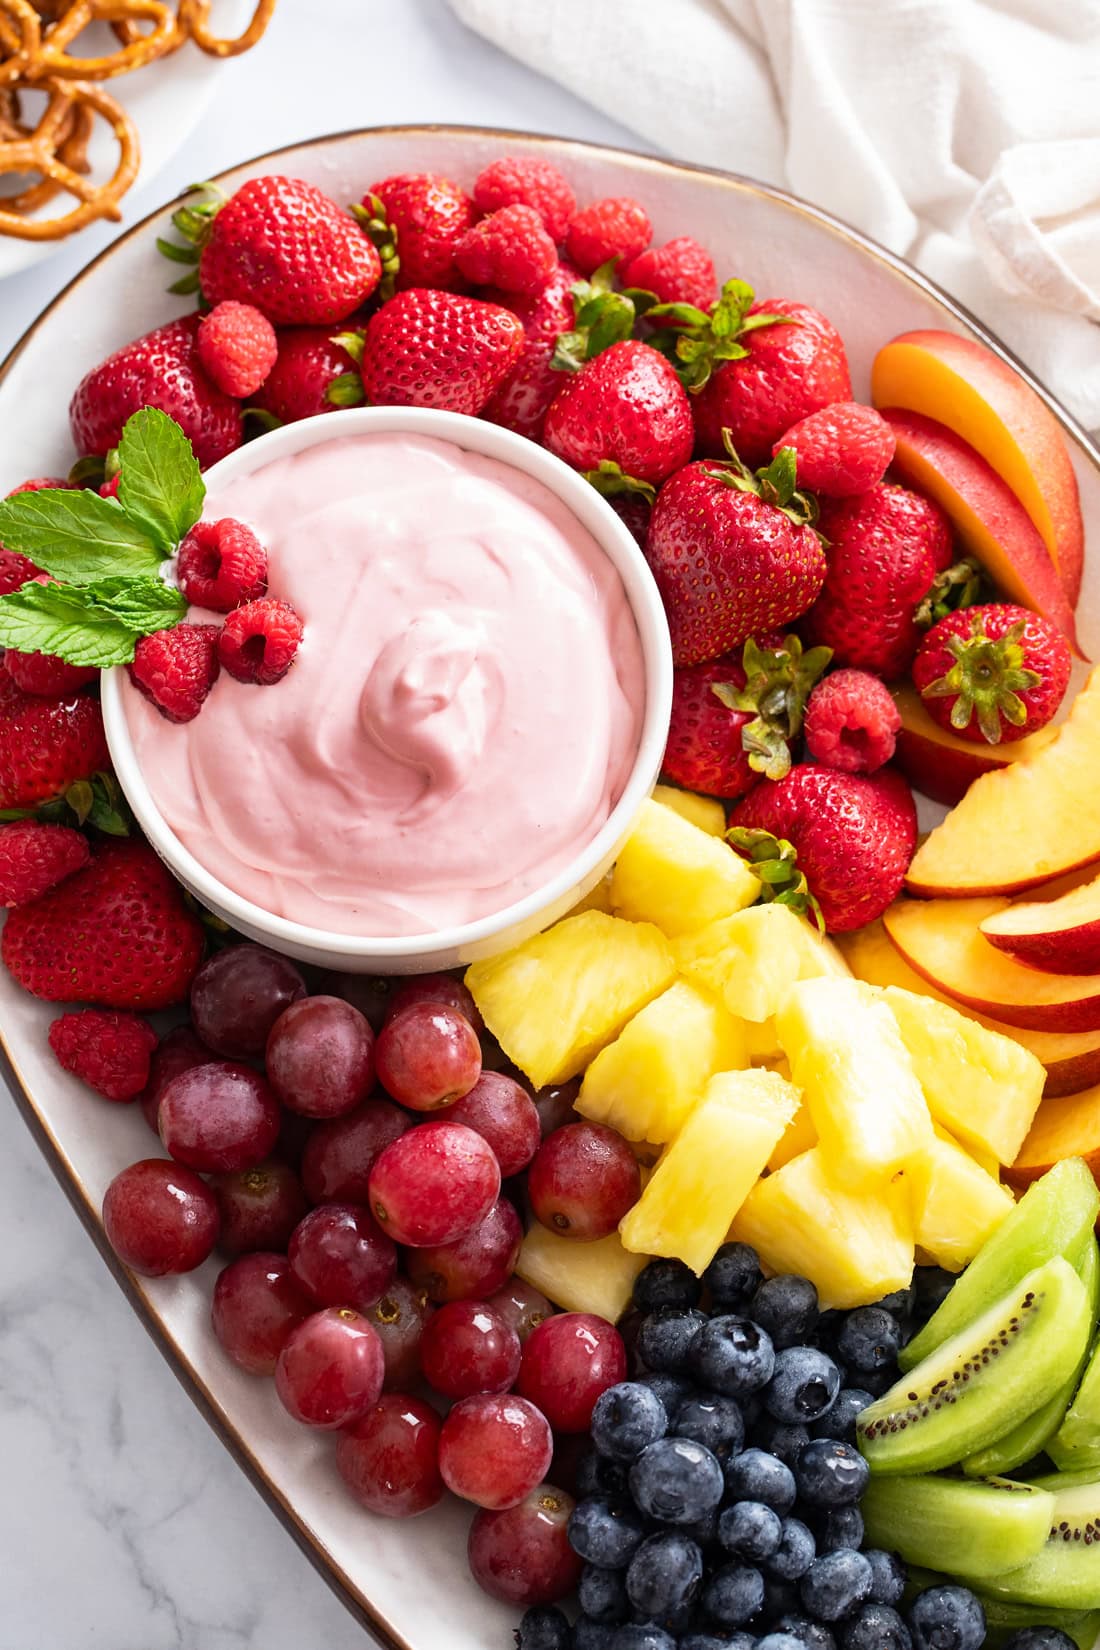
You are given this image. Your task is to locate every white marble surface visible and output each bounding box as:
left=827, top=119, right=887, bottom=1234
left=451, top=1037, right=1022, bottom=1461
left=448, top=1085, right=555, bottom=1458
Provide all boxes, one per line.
left=0, top=7, right=640, bottom=1645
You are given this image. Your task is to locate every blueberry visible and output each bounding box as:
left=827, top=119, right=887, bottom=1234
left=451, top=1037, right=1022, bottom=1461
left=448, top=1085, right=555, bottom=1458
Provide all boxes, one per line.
left=572, top=1620, right=617, bottom=1650
left=810, top=1389, right=873, bottom=1445
left=579, top=1564, right=631, bottom=1625
left=768, top=1517, right=816, bottom=1581
left=795, top=1439, right=869, bottom=1508
left=681, top=1637, right=756, bottom=1650
left=799, top=1550, right=873, bottom=1623
left=691, top=1315, right=775, bottom=1396
left=724, top=1447, right=797, bottom=1514
left=762, top=1574, right=802, bottom=1618
left=1002, top=1633, right=1079, bottom=1650
left=701, top=1562, right=765, bottom=1629
left=750, top=1275, right=820, bottom=1349
left=629, top=1437, right=725, bottom=1525
left=836, top=1307, right=902, bottom=1373
left=704, top=1242, right=764, bottom=1310
left=876, top=1287, right=914, bottom=1318
left=815, top=1506, right=864, bottom=1555
left=754, top=1418, right=810, bottom=1468
left=637, top=1372, right=695, bottom=1416
left=592, top=1382, right=669, bottom=1462
left=856, top=1362, right=901, bottom=1398
left=577, top=1450, right=630, bottom=1500
left=775, top=1615, right=838, bottom=1649
left=609, top=1628, right=677, bottom=1650
left=911, top=1266, right=955, bottom=1322
left=718, top=1498, right=783, bottom=1561
left=841, top=1603, right=912, bottom=1649
left=674, top=1393, right=745, bottom=1458
left=864, top=1548, right=906, bottom=1607
left=625, top=1531, right=704, bottom=1621
left=569, top=1498, right=646, bottom=1567
left=907, top=1586, right=987, bottom=1650
left=637, top=1307, right=708, bottom=1374
left=633, top=1257, right=704, bottom=1313
left=758, top=1636, right=814, bottom=1650
left=766, top=1346, right=842, bottom=1425
left=680, top=1506, right=721, bottom=1549
left=516, top=1604, right=572, bottom=1650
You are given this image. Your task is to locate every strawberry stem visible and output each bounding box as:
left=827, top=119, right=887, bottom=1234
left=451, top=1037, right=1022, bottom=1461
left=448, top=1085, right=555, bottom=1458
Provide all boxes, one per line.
left=713, top=633, right=832, bottom=781
left=644, top=277, right=792, bottom=391
left=727, top=825, right=824, bottom=931
left=920, top=614, right=1040, bottom=744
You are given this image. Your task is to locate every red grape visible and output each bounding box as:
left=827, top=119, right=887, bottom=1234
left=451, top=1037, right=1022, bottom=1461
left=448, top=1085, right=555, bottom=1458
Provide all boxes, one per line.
left=385, top=972, right=484, bottom=1035
left=288, top=1203, right=396, bottom=1312
left=209, top=1160, right=308, bottom=1255
left=211, top=1252, right=312, bottom=1374
left=314, top=971, right=391, bottom=1032
left=300, top=1099, right=409, bottom=1204
left=444, top=1071, right=541, bottom=1176
left=274, top=1306, right=384, bottom=1428
left=158, top=1062, right=280, bottom=1174
left=532, top=1078, right=580, bottom=1139
left=102, top=1158, right=219, bottom=1276
left=369, top=1121, right=500, bottom=1247
left=467, top=1484, right=582, bottom=1605
left=336, top=1395, right=444, bottom=1518
left=528, top=1121, right=641, bottom=1240
left=375, top=1002, right=481, bottom=1111
left=490, top=1279, right=553, bottom=1343
left=438, top=1393, right=553, bottom=1509
left=420, top=1301, right=521, bottom=1399
left=190, top=944, right=306, bottom=1057
left=139, top=1026, right=215, bottom=1132
left=366, top=1278, right=433, bottom=1390
left=516, top=1313, right=627, bottom=1433
left=265, top=995, right=375, bottom=1118
left=273, top=1108, right=315, bottom=1171
left=404, top=1196, right=521, bottom=1302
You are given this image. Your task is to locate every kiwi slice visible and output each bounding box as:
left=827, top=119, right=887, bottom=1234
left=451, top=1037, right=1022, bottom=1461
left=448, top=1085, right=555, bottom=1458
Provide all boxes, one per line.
left=859, top=1256, right=1091, bottom=1473
left=1050, top=1327, right=1100, bottom=1474
left=980, top=1473, right=1100, bottom=1609
left=862, top=1473, right=1054, bottom=1577
left=901, top=1157, right=1099, bottom=1372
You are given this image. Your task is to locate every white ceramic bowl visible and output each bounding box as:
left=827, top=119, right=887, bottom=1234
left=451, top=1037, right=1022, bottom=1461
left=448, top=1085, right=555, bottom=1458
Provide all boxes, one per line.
left=100, top=404, right=673, bottom=973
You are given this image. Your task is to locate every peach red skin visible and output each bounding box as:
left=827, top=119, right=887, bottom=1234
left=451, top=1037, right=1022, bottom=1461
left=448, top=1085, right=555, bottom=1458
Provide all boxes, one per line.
left=912, top=602, right=1072, bottom=745
left=543, top=340, right=694, bottom=489
left=481, top=262, right=582, bottom=441
left=360, top=289, right=525, bottom=416
left=48, top=1008, right=158, bottom=1101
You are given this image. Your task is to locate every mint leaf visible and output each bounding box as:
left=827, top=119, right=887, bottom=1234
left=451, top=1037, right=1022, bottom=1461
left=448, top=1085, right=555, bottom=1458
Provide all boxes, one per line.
left=117, top=407, right=205, bottom=553
left=0, top=575, right=186, bottom=666
left=0, top=489, right=163, bottom=582
left=84, top=574, right=187, bottom=630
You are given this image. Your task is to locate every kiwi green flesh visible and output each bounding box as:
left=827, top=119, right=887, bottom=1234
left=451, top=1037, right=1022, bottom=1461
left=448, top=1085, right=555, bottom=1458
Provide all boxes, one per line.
left=901, top=1158, right=1099, bottom=1372
left=860, top=1256, right=1092, bottom=1474
left=904, top=1567, right=1099, bottom=1648
left=1052, top=1327, right=1100, bottom=1466
left=980, top=1482, right=1100, bottom=1609
left=862, top=1474, right=1054, bottom=1577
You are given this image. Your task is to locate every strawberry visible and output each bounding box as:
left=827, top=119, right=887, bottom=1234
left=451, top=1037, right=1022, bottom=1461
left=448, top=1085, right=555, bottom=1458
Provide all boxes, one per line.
left=360, top=289, right=525, bottom=417
left=2, top=836, right=205, bottom=1009
left=48, top=1008, right=158, bottom=1101
left=481, top=262, right=582, bottom=440
left=0, top=820, right=90, bottom=907
left=69, top=315, right=241, bottom=470
left=912, top=602, right=1072, bottom=744
left=543, top=340, right=694, bottom=488
left=130, top=624, right=222, bottom=723
left=802, top=483, right=954, bottom=678
left=730, top=763, right=918, bottom=932
left=0, top=548, right=41, bottom=594
left=565, top=196, right=651, bottom=274
left=454, top=204, right=558, bottom=296
left=364, top=173, right=476, bottom=292
left=645, top=448, right=827, bottom=666
left=3, top=649, right=98, bottom=698
left=249, top=326, right=364, bottom=423
left=0, top=677, right=109, bottom=809
left=775, top=402, right=895, bottom=498
left=621, top=236, right=717, bottom=310
left=196, top=300, right=278, bottom=398
left=473, top=156, right=576, bottom=242
left=802, top=668, right=901, bottom=774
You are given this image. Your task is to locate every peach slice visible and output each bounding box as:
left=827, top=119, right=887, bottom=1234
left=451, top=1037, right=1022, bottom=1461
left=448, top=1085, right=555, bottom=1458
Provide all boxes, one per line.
left=883, top=410, right=1079, bottom=650
left=872, top=330, right=1084, bottom=604
left=892, top=683, right=1057, bottom=808
left=981, top=874, right=1100, bottom=975
left=906, top=667, right=1100, bottom=897
left=884, top=896, right=1100, bottom=1032
left=1005, top=1084, right=1100, bottom=1190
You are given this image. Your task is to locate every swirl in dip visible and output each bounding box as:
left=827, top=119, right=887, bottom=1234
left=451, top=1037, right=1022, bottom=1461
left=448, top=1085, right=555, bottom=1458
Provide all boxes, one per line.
left=121, top=431, right=646, bottom=937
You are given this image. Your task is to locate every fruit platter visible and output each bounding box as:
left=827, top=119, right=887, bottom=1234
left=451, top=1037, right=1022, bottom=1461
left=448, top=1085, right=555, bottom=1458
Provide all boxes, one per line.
left=2, top=125, right=1100, bottom=1650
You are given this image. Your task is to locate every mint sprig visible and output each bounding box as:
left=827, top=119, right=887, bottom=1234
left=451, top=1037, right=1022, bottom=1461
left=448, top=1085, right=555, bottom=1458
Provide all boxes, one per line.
left=0, top=578, right=187, bottom=667
left=117, top=407, right=205, bottom=553
left=0, top=488, right=163, bottom=582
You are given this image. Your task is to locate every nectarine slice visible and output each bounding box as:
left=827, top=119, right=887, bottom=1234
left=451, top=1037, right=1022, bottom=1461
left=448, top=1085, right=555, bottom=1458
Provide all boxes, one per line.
left=1006, top=1084, right=1100, bottom=1190
left=981, top=874, right=1100, bottom=975
left=883, top=409, right=1079, bottom=650
left=906, top=667, right=1100, bottom=897
left=884, top=896, right=1100, bottom=1032
left=892, top=683, right=1057, bottom=807
left=872, top=330, right=1084, bottom=604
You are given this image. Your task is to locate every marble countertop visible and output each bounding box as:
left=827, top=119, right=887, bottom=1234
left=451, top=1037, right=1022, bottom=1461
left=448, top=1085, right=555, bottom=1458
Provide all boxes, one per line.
left=0, top=6, right=640, bottom=1644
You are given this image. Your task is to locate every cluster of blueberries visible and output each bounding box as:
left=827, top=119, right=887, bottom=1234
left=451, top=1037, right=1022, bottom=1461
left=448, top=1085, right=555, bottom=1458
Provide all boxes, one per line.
left=515, top=1245, right=1078, bottom=1650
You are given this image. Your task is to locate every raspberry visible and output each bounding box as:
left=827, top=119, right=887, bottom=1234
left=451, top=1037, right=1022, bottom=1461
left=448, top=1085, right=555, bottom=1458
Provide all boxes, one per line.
left=130, top=623, right=222, bottom=723
left=368, top=173, right=477, bottom=291
left=10, top=477, right=75, bottom=494
left=803, top=668, right=902, bottom=774
left=776, top=402, right=896, bottom=498
left=0, top=820, right=90, bottom=907
left=48, top=1008, right=158, bottom=1101
left=99, top=472, right=122, bottom=498
left=621, top=236, right=718, bottom=310
left=454, top=204, right=558, bottom=296
left=219, top=597, right=303, bottom=685
left=565, top=196, right=651, bottom=275
left=0, top=547, right=41, bottom=593
left=3, top=649, right=98, bottom=697
left=177, top=517, right=268, bottom=612
left=472, top=156, right=576, bottom=242
left=197, top=301, right=279, bottom=398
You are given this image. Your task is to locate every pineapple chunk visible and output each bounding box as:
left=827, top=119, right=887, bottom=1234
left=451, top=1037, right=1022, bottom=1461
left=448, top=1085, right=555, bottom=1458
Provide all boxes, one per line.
left=768, top=1100, right=818, bottom=1171
left=652, top=784, right=727, bottom=837
left=466, top=911, right=674, bottom=1089
left=577, top=980, right=747, bottom=1142
left=745, top=1017, right=782, bottom=1062
left=565, top=871, right=613, bottom=918
left=732, top=1147, right=915, bottom=1308
left=776, top=977, right=933, bottom=1187
left=610, top=798, right=758, bottom=937
left=620, top=1069, right=798, bottom=1275
left=516, top=1222, right=647, bottom=1322
left=674, top=903, right=843, bottom=1021
left=883, top=985, right=1044, bottom=1166
left=905, top=1127, right=1015, bottom=1272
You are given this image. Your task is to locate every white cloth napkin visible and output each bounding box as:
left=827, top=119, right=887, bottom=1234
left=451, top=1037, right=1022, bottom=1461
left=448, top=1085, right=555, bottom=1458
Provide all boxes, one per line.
left=449, top=0, right=1100, bottom=436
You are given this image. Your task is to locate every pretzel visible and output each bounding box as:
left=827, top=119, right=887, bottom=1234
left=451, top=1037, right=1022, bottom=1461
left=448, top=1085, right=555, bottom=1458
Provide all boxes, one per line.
left=29, top=0, right=181, bottom=79
left=0, top=0, right=41, bottom=86
left=0, top=76, right=139, bottom=238
left=177, top=0, right=273, bottom=57
left=0, top=78, right=93, bottom=210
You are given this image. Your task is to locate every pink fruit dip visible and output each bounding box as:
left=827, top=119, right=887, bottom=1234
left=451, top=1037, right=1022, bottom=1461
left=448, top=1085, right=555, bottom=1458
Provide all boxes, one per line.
left=121, top=430, right=646, bottom=937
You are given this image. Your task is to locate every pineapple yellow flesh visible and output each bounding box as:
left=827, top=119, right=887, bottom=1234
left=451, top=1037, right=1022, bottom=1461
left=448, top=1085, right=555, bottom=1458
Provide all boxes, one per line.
left=620, top=1068, right=799, bottom=1275
left=883, top=985, right=1044, bottom=1166
left=745, top=1017, right=782, bottom=1062
left=732, top=1146, right=915, bottom=1309
left=516, top=1221, right=647, bottom=1321
left=466, top=910, right=674, bottom=1089
left=905, top=1126, right=1016, bottom=1272
left=673, top=903, right=844, bottom=1022
left=577, top=979, right=748, bottom=1142
left=652, top=784, right=727, bottom=838
left=768, top=1100, right=819, bottom=1171
left=610, top=798, right=758, bottom=937
left=776, top=977, right=933, bottom=1187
